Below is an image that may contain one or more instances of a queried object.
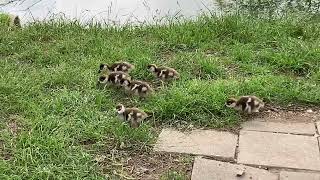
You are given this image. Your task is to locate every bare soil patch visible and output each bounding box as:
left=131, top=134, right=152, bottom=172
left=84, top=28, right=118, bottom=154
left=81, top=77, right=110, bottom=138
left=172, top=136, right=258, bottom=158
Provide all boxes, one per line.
left=253, top=105, right=320, bottom=123
left=96, top=149, right=193, bottom=180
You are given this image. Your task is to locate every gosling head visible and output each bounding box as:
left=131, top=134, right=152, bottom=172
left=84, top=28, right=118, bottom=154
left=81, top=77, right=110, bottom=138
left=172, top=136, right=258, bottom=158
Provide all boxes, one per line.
left=119, top=78, right=131, bottom=87
left=115, top=104, right=125, bottom=114
left=98, top=74, right=108, bottom=84
left=98, top=63, right=110, bottom=74
left=226, top=98, right=237, bottom=108
left=147, top=64, right=157, bottom=72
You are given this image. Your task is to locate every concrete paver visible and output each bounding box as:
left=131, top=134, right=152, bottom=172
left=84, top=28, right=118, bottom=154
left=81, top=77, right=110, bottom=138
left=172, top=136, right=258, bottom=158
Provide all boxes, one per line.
left=191, top=157, right=278, bottom=180
left=238, top=131, right=320, bottom=171
left=280, top=171, right=320, bottom=180
left=154, top=128, right=237, bottom=159
left=242, top=121, right=316, bottom=135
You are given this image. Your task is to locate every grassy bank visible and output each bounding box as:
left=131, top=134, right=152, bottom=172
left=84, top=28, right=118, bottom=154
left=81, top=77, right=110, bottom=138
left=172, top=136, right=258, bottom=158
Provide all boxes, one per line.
left=0, top=13, right=319, bottom=178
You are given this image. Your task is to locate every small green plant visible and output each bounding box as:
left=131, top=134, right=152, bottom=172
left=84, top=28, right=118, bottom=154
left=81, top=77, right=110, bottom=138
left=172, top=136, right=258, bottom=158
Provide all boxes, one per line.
left=0, top=13, right=11, bottom=27
left=160, top=170, right=188, bottom=180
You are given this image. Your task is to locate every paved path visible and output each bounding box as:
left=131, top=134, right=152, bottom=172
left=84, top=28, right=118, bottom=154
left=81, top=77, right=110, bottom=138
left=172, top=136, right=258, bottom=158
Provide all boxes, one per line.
left=154, top=111, right=320, bottom=179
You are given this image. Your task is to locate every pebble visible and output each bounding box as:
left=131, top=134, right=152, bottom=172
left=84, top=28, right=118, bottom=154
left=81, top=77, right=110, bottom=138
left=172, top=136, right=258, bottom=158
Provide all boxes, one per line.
left=306, top=109, right=313, bottom=113
left=236, top=167, right=245, bottom=177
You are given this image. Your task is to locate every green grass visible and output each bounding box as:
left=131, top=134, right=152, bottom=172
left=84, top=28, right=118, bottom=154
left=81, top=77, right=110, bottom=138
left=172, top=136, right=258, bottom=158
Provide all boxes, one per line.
left=0, top=13, right=320, bottom=178
left=160, top=170, right=188, bottom=180
left=0, top=13, right=11, bottom=27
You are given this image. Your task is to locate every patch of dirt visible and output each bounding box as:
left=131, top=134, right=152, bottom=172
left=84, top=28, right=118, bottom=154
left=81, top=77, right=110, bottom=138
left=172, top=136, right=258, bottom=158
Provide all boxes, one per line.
left=125, top=152, right=193, bottom=180
left=220, top=105, right=320, bottom=134
left=97, top=149, right=193, bottom=180
left=79, top=139, right=97, bottom=146
left=6, top=114, right=25, bottom=136
left=253, top=105, right=320, bottom=123
left=0, top=114, right=25, bottom=160
left=7, top=120, right=19, bottom=136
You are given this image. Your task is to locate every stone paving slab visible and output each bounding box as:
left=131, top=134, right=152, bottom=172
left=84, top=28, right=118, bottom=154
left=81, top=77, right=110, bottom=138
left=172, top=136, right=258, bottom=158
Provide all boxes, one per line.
left=242, top=121, right=316, bottom=135
left=317, top=121, right=320, bottom=134
left=280, top=171, right=320, bottom=180
left=238, top=131, right=320, bottom=171
left=154, top=129, right=237, bottom=159
left=191, top=157, right=278, bottom=180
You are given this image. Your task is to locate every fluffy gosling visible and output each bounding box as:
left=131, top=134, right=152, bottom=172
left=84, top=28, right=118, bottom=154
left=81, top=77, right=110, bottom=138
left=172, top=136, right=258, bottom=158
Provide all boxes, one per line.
left=99, top=62, right=134, bottom=74
left=226, top=96, right=264, bottom=114
left=98, top=71, right=131, bottom=87
left=147, top=64, right=180, bottom=81
left=120, top=78, right=154, bottom=97
left=115, top=104, right=148, bottom=128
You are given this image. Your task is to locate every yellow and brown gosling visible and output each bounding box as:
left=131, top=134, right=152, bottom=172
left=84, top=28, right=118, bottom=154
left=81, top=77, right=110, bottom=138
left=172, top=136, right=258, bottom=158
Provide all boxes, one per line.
left=147, top=64, right=180, bottom=81
left=97, top=71, right=131, bottom=88
left=99, top=62, right=134, bottom=74
left=119, top=78, right=154, bottom=97
left=115, top=104, right=148, bottom=128
left=226, top=96, right=265, bottom=114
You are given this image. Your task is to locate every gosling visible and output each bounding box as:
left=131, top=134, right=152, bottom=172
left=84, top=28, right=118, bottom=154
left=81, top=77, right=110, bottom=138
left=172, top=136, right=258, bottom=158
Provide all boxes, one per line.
left=226, top=96, right=264, bottom=114
left=115, top=104, right=148, bottom=128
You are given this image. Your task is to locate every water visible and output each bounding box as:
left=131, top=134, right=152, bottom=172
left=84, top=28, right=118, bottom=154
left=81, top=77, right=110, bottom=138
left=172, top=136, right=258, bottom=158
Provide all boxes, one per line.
left=0, top=0, right=222, bottom=25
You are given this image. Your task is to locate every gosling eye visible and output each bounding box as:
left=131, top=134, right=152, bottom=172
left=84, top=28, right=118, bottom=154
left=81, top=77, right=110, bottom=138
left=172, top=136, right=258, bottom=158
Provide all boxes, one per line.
left=226, top=100, right=234, bottom=106
left=115, top=105, right=123, bottom=111
left=99, top=64, right=105, bottom=70
left=99, top=76, right=106, bottom=82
